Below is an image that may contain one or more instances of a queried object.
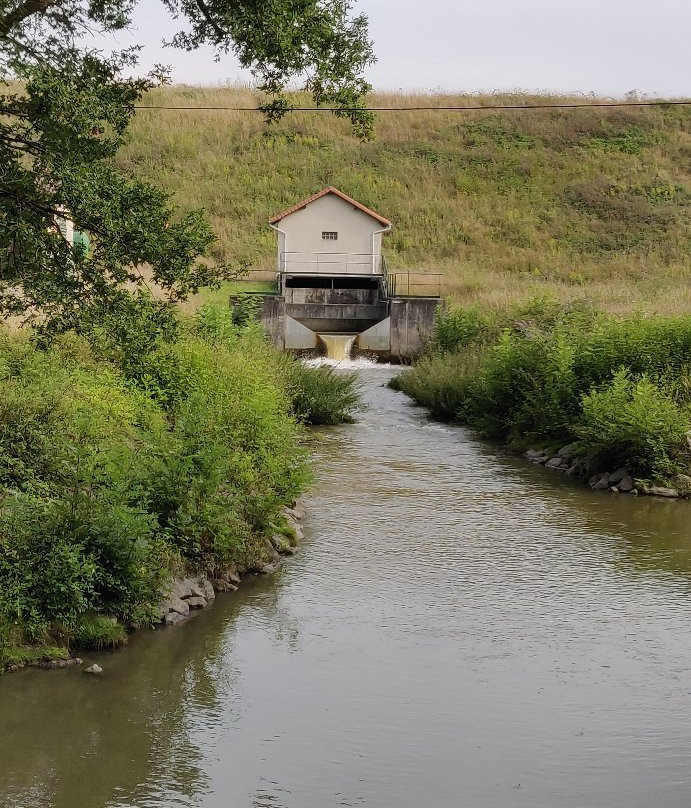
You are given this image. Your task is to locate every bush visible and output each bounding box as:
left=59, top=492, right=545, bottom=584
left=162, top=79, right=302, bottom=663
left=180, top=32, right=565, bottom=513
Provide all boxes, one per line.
left=394, top=300, right=691, bottom=480
left=577, top=371, right=691, bottom=477
left=0, top=307, right=313, bottom=662
left=391, top=350, right=487, bottom=421
left=73, top=615, right=128, bottom=650
left=286, top=362, right=362, bottom=425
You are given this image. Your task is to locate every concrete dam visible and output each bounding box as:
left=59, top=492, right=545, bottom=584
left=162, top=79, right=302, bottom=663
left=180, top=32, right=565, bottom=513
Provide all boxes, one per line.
left=254, top=272, right=441, bottom=361
left=245, top=186, right=443, bottom=360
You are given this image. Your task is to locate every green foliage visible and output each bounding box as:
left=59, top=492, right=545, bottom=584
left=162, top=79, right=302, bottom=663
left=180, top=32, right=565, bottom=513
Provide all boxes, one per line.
left=577, top=371, right=691, bottom=477
left=0, top=311, right=312, bottom=664
left=73, top=615, right=128, bottom=650
left=391, top=350, right=487, bottom=422
left=287, top=362, right=362, bottom=425
left=0, top=0, right=375, bottom=343
left=430, top=308, right=500, bottom=354
left=395, top=300, right=691, bottom=480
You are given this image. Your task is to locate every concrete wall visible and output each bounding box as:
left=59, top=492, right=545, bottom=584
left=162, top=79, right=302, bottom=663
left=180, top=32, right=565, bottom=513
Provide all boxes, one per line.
left=389, top=298, right=441, bottom=359
left=286, top=287, right=379, bottom=306
left=255, top=295, right=285, bottom=350
left=276, top=194, right=384, bottom=274
left=252, top=290, right=441, bottom=360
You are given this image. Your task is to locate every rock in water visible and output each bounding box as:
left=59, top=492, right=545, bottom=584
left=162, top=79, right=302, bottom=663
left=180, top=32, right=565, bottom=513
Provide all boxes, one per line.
left=84, top=664, right=103, bottom=675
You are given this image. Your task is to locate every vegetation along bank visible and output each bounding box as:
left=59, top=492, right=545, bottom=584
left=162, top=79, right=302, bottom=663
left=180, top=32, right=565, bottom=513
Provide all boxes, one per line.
left=392, top=300, right=691, bottom=498
left=0, top=305, right=361, bottom=673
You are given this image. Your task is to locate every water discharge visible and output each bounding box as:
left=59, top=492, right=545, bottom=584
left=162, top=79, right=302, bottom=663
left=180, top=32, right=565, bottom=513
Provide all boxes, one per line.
left=2, top=366, right=691, bottom=807
left=317, top=332, right=357, bottom=361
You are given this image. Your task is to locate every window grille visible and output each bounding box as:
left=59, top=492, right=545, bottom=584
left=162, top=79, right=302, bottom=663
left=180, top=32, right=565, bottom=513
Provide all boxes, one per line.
left=322, top=231, right=338, bottom=241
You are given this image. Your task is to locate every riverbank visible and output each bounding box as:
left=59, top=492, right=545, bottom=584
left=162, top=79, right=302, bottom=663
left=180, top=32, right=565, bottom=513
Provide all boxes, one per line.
left=392, top=300, right=691, bottom=496
left=3, top=499, right=307, bottom=673
left=0, top=305, right=360, bottom=674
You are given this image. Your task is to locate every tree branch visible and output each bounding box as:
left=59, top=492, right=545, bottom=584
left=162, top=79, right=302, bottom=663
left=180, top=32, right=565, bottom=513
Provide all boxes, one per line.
left=0, top=0, right=64, bottom=36
left=192, top=0, right=226, bottom=41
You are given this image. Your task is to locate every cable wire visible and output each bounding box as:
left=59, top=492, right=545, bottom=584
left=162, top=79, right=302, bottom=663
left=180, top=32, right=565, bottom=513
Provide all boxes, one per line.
left=134, top=100, right=691, bottom=112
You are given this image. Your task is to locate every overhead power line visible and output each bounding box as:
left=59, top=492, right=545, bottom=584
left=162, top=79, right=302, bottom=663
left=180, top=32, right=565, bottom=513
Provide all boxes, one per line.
left=134, top=100, right=690, bottom=112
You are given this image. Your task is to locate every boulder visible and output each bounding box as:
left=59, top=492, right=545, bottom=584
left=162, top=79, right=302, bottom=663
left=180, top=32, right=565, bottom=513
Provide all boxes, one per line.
left=285, top=499, right=306, bottom=521
left=39, top=657, right=83, bottom=669
left=186, top=596, right=207, bottom=610
left=545, top=457, right=564, bottom=469
left=171, top=579, right=194, bottom=601
left=211, top=579, right=238, bottom=593
left=180, top=578, right=207, bottom=600
left=591, top=474, right=611, bottom=491
left=164, top=611, right=187, bottom=626
left=643, top=486, right=679, bottom=498
left=263, top=538, right=281, bottom=564
left=84, top=664, right=103, bottom=675
left=671, top=474, right=691, bottom=496
left=607, top=468, right=629, bottom=486
left=525, top=449, right=547, bottom=461
left=618, top=475, right=635, bottom=493
left=261, top=561, right=281, bottom=575
left=216, top=564, right=241, bottom=586
left=163, top=594, right=190, bottom=616
left=270, top=533, right=293, bottom=553
left=564, top=461, right=586, bottom=478
left=558, top=442, right=580, bottom=457
left=198, top=578, right=216, bottom=601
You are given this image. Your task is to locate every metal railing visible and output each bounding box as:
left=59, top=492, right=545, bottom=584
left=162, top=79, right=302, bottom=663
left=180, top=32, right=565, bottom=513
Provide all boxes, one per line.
left=280, top=252, right=382, bottom=275
left=387, top=269, right=444, bottom=298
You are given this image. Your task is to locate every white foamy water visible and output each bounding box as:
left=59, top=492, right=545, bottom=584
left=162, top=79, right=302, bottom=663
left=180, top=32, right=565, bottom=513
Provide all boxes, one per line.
left=302, top=355, right=391, bottom=369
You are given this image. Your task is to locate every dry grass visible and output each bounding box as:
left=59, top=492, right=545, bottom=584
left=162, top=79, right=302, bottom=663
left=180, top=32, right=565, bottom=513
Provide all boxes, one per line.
left=117, top=86, right=691, bottom=314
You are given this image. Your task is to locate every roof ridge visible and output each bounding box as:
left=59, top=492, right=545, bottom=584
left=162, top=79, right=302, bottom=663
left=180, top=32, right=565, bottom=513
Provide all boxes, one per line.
left=269, top=187, right=391, bottom=227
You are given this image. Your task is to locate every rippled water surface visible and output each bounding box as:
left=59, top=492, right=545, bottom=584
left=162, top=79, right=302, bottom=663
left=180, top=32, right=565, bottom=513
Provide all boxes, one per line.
left=2, top=367, right=691, bottom=807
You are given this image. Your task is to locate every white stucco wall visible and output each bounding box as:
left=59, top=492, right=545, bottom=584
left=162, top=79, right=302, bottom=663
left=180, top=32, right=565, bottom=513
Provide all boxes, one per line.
left=274, top=194, right=387, bottom=274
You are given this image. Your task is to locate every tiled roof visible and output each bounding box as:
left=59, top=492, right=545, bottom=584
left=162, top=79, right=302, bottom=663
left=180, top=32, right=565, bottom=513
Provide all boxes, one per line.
left=269, top=186, right=392, bottom=226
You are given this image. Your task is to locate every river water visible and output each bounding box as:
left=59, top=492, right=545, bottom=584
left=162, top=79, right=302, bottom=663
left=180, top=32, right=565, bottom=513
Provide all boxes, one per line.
left=2, top=365, right=691, bottom=808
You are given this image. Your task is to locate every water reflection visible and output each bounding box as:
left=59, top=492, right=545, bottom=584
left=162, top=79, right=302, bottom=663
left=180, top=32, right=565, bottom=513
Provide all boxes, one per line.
left=2, top=367, right=691, bottom=808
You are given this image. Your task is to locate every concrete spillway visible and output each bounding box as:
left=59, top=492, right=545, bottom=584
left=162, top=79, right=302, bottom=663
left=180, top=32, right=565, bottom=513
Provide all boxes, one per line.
left=317, top=333, right=357, bottom=361
left=249, top=273, right=442, bottom=361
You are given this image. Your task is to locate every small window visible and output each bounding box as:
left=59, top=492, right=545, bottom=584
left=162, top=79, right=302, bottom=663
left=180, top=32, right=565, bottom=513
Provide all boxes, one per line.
left=322, top=231, right=338, bottom=241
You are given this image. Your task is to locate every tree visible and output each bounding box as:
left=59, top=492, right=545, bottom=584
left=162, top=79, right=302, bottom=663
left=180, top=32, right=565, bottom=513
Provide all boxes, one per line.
left=0, top=1, right=374, bottom=339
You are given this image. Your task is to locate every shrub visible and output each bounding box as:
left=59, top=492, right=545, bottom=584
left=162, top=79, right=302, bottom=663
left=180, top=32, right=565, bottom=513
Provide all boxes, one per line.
left=391, top=349, right=486, bottom=421
left=287, top=362, right=362, bottom=425
left=0, top=309, right=313, bottom=661
left=394, top=300, right=691, bottom=480
left=73, top=615, right=128, bottom=649
left=577, top=371, right=691, bottom=477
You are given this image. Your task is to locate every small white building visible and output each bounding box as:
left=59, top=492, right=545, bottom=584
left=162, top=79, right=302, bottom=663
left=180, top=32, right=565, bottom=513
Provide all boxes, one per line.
left=269, top=187, right=392, bottom=276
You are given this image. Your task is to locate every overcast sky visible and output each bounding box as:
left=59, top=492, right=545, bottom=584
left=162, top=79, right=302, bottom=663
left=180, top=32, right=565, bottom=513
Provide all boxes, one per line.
left=105, top=0, right=690, bottom=97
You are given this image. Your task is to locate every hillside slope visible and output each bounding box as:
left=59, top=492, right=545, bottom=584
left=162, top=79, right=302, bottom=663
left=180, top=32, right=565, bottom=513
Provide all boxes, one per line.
left=117, top=88, right=691, bottom=312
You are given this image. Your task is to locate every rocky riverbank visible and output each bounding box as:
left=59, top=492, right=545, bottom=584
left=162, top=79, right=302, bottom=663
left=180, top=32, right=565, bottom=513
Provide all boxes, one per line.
left=158, top=498, right=306, bottom=626
left=524, top=446, right=691, bottom=499
left=2, top=499, right=307, bottom=674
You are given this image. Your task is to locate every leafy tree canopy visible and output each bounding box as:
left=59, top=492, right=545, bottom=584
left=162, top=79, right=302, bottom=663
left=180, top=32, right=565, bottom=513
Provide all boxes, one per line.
left=0, top=0, right=374, bottom=338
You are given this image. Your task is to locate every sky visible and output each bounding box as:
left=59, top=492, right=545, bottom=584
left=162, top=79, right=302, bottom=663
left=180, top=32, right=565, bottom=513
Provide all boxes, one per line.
left=101, top=0, right=691, bottom=97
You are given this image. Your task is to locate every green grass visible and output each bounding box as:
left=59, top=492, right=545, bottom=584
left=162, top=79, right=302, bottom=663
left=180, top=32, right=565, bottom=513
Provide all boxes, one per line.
left=118, top=86, right=691, bottom=315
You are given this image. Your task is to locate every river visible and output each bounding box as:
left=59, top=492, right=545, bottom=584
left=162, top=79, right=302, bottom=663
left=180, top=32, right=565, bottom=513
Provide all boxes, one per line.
left=2, top=365, right=691, bottom=807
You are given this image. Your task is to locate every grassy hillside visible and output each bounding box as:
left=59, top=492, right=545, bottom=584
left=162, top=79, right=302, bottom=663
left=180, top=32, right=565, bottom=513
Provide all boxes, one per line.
left=118, top=87, right=691, bottom=313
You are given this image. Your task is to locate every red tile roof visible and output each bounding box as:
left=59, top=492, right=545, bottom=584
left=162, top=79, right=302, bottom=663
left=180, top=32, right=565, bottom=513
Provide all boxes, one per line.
left=269, top=187, right=392, bottom=227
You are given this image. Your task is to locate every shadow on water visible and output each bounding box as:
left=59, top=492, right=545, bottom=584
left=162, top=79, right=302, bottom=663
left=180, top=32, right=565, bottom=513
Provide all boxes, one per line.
left=2, top=366, right=691, bottom=808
